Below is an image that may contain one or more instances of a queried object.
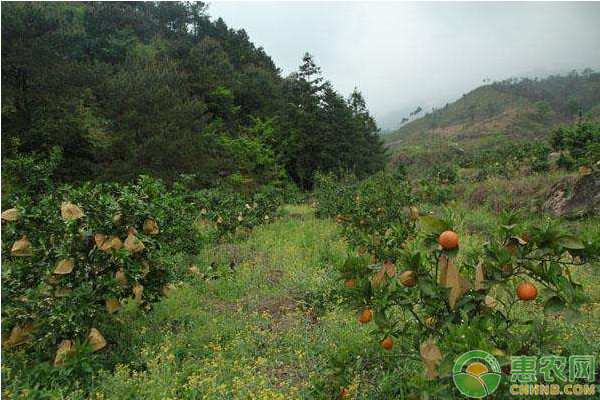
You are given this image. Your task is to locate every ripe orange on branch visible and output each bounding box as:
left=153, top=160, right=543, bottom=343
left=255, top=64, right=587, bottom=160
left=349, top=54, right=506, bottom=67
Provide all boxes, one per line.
left=438, top=230, right=459, bottom=250
left=516, top=282, right=538, bottom=300
left=359, top=309, right=373, bottom=324
left=381, top=337, right=394, bottom=350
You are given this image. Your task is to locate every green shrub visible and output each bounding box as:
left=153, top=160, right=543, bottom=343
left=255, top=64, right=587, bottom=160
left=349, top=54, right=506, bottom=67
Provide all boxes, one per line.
left=1, top=148, right=285, bottom=396
left=426, top=164, right=459, bottom=184
left=313, top=172, right=359, bottom=219
left=1, top=145, right=62, bottom=200
left=190, top=186, right=282, bottom=238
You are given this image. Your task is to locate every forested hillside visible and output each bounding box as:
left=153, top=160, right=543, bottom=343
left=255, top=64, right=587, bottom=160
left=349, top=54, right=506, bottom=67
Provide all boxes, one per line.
left=385, top=71, right=600, bottom=178
left=1, top=1, right=385, bottom=189
left=386, top=71, right=600, bottom=146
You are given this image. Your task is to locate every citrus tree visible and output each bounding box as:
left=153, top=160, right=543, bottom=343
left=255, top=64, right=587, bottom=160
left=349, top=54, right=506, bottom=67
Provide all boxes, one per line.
left=333, top=207, right=599, bottom=396
left=1, top=176, right=204, bottom=364
left=1, top=144, right=288, bottom=368
left=192, top=188, right=281, bottom=238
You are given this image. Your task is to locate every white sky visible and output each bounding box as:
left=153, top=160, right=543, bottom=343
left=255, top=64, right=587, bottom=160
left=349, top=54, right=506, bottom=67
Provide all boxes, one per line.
left=207, top=1, right=600, bottom=130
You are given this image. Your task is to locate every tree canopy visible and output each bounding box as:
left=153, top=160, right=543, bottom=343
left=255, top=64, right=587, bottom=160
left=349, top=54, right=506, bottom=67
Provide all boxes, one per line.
left=1, top=1, right=386, bottom=189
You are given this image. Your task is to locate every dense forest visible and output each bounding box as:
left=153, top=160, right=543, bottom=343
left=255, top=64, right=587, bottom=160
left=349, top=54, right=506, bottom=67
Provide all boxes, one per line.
left=1, top=1, right=385, bottom=189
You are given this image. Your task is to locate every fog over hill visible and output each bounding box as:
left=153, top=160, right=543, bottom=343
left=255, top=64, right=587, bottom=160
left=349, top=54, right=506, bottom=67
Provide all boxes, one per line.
left=385, top=70, right=600, bottom=149
left=379, top=67, right=595, bottom=133
left=208, top=1, right=600, bottom=130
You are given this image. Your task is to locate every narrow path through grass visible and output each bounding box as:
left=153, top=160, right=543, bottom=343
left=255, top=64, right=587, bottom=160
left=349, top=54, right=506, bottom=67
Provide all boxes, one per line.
left=93, top=205, right=367, bottom=399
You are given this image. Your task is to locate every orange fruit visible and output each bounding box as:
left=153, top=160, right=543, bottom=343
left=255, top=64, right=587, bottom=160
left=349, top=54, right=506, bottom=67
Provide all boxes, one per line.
left=381, top=337, right=394, bottom=350
left=358, top=219, right=366, bottom=227
left=357, top=247, right=366, bottom=254
left=438, top=230, right=459, bottom=250
left=400, top=270, right=417, bottom=287
left=359, top=309, right=372, bottom=324
left=344, top=278, right=357, bottom=288
left=516, top=282, right=538, bottom=300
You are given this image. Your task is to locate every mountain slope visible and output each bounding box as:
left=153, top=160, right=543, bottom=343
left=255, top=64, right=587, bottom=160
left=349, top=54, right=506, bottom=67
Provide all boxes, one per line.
left=386, top=71, right=600, bottom=149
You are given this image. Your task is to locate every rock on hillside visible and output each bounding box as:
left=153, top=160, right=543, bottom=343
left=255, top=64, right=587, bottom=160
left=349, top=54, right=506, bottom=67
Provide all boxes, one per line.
left=543, top=171, right=600, bottom=216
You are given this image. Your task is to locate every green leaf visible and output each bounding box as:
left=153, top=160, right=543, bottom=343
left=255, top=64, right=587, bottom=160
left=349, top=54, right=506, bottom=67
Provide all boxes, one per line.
left=544, top=296, right=565, bottom=315
left=547, top=262, right=562, bottom=285
left=419, top=279, right=436, bottom=297
left=557, top=276, right=575, bottom=294
left=555, top=235, right=585, bottom=250
left=373, top=310, right=391, bottom=330
left=418, top=215, right=447, bottom=234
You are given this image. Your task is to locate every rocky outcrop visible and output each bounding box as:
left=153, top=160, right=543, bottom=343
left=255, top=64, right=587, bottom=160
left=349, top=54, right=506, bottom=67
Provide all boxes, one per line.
left=543, top=171, right=600, bottom=216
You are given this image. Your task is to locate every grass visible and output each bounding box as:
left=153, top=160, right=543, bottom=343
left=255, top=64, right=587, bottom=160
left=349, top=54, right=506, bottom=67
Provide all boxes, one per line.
left=75, top=205, right=368, bottom=399
left=3, top=205, right=600, bottom=399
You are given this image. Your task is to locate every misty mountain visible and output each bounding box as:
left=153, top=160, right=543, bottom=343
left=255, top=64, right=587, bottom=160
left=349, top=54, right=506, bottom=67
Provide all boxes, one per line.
left=385, top=70, right=600, bottom=147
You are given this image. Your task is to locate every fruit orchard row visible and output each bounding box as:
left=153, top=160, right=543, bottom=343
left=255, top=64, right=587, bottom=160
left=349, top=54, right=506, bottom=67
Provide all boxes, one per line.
left=1, top=176, right=284, bottom=365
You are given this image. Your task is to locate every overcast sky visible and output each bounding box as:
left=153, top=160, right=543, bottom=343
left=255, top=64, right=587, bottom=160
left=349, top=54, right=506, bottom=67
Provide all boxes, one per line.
left=207, top=2, right=600, bottom=130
